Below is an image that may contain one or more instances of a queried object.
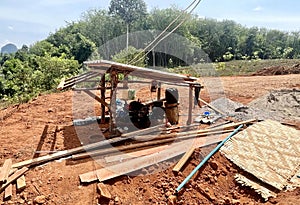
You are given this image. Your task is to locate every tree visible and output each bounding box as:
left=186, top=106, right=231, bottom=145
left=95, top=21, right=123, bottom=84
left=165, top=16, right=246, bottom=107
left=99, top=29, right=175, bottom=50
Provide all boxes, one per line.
left=109, top=0, right=147, bottom=50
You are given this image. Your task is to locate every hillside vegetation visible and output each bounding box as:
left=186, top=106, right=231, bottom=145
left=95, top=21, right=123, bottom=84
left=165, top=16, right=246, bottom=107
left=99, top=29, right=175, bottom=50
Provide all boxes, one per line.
left=1, top=0, right=300, bottom=105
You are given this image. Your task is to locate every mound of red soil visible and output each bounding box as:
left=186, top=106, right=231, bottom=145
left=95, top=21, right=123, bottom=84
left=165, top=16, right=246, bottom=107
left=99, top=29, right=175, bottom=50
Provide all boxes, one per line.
left=253, top=64, right=300, bottom=76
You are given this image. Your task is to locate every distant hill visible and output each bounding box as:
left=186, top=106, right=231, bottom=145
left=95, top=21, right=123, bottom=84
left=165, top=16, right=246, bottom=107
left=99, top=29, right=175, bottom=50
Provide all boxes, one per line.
left=1, top=43, right=18, bottom=54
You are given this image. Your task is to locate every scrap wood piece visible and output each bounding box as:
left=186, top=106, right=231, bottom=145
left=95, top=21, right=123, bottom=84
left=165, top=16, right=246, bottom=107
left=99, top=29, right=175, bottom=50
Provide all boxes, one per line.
left=97, top=183, right=111, bottom=199
left=172, top=147, right=195, bottom=173
left=104, top=145, right=169, bottom=163
left=16, top=175, right=26, bottom=191
left=0, top=167, right=28, bottom=193
left=13, top=125, right=164, bottom=169
left=235, top=174, right=277, bottom=201
left=79, top=134, right=228, bottom=183
left=0, top=159, right=13, bottom=183
left=221, top=120, right=300, bottom=190
left=198, top=98, right=227, bottom=116
left=4, top=184, right=13, bottom=200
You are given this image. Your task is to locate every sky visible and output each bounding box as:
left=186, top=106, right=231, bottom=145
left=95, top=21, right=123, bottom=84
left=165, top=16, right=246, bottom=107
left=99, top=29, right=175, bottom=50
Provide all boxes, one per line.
left=1, top=0, right=300, bottom=48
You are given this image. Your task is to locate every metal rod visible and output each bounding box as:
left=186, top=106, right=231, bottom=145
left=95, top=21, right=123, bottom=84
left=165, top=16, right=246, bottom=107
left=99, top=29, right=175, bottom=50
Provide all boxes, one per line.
left=175, top=124, right=243, bottom=193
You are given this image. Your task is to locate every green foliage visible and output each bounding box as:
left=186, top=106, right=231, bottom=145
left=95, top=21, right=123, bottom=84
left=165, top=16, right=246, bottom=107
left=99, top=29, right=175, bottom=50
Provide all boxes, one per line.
left=112, top=46, right=146, bottom=67
left=109, top=0, right=147, bottom=25
left=46, top=22, right=96, bottom=63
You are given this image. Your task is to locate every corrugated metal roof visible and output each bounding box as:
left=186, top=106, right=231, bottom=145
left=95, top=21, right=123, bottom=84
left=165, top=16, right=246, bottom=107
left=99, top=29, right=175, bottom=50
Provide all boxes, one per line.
left=84, top=60, right=198, bottom=83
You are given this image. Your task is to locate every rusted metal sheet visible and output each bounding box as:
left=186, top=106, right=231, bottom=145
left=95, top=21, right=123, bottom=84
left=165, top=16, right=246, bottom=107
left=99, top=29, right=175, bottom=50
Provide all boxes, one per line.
left=221, top=120, right=300, bottom=190
left=84, top=60, right=198, bottom=84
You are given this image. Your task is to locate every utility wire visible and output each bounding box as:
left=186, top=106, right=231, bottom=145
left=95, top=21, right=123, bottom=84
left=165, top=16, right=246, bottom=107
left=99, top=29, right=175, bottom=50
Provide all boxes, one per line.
left=129, top=0, right=199, bottom=64
left=129, top=0, right=202, bottom=65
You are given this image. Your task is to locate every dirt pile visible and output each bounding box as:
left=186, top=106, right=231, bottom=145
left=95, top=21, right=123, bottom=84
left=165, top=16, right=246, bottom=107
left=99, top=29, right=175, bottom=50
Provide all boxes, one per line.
left=253, top=64, right=300, bottom=76
left=249, top=89, right=300, bottom=122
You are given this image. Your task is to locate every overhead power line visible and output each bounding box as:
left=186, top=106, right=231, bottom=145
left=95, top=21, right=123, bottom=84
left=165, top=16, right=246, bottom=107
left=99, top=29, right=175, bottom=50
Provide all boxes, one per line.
left=129, top=0, right=202, bottom=65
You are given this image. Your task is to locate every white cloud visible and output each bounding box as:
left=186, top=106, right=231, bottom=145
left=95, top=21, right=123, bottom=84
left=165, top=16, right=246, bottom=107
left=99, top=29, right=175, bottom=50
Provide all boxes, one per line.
left=8, top=26, right=13, bottom=30
left=253, top=6, right=263, bottom=12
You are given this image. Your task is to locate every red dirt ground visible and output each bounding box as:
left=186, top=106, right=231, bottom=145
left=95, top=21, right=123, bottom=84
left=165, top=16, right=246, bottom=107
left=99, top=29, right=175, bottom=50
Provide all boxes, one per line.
left=0, top=74, right=299, bottom=205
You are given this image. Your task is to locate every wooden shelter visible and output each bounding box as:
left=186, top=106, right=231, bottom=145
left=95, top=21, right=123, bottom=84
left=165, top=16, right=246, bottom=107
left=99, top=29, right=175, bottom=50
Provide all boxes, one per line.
left=58, top=60, right=202, bottom=133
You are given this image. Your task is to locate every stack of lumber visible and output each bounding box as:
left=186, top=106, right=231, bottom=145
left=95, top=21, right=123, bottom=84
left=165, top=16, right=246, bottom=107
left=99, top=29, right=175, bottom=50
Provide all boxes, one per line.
left=0, top=159, right=28, bottom=200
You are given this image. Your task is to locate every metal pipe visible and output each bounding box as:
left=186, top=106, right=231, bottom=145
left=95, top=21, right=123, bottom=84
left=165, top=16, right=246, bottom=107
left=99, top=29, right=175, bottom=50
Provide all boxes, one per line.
left=175, top=124, right=244, bottom=193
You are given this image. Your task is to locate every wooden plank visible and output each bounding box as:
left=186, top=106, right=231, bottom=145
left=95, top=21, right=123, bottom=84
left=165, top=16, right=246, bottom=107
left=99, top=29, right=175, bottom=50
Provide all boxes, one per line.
left=0, top=167, right=28, bottom=193
left=73, top=129, right=233, bottom=160
left=79, top=134, right=228, bottom=183
left=12, top=125, right=164, bottom=169
left=16, top=175, right=26, bottom=191
left=104, top=145, right=169, bottom=163
left=84, top=90, right=110, bottom=109
left=198, top=98, right=227, bottom=116
left=97, top=183, right=111, bottom=199
left=0, top=159, right=12, bottom=183
left=172, top=147, right=195, bottom=173
left=4, top=184, right=12, bottom=200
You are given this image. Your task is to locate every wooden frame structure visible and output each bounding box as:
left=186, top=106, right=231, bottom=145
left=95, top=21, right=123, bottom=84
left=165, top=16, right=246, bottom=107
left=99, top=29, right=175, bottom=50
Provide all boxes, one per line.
left=58, top=60, right=202, bottom=133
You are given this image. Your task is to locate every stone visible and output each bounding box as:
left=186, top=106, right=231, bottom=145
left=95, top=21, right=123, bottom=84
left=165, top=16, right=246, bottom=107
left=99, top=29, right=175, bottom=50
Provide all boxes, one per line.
left=168, top=195, right=177, bottom=205
left=34, top=195, right=46, bottom=204
left=210, top=160, right=218, bottom=170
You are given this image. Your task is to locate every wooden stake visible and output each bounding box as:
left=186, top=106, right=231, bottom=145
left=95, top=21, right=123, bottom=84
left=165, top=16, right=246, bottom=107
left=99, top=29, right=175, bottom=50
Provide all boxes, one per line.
left=0, top=159, right=12, bottom=183
left=173, top=147, right=195, bottom=173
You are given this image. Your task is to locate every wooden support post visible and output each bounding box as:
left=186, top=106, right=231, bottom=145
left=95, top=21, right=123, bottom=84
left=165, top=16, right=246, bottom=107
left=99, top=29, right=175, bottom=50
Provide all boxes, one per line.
left=100, top=75, right=106, bottom=124
left=109, top=70, right=117, bottom=133
left=173, top=147, right=195, bottom=173
left=0, top=159, right=12, bottom=183
left=16, top=175, right=26, bottom=191
left=187, top=85, right=193, bottom=125
left=157, top=82, right=161, bottom=101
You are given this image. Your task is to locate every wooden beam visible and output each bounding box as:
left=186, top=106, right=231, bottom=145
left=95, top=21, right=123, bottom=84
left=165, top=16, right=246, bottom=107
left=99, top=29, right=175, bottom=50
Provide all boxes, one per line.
left=12, top=125, right=164, bottom=169
left=97, top=183, right=112, bottom=199
left=79, top=134, right=228, bottom=183
left=0, top=159, right=12, bottom=183
left=172, top=147, right=195, bottom=173
left=16, top=175, right=26, bottom=191
left=0, top=167, right=28, bottom=193
left=4, top=184, right=12, bottom=200
left=84, top=90, right=110, bottom=110
left=198, top=98, right=227, bottom=116
left=72, top=129, right=234, bottom=160
left=104, top=145, right=168, bottom=163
